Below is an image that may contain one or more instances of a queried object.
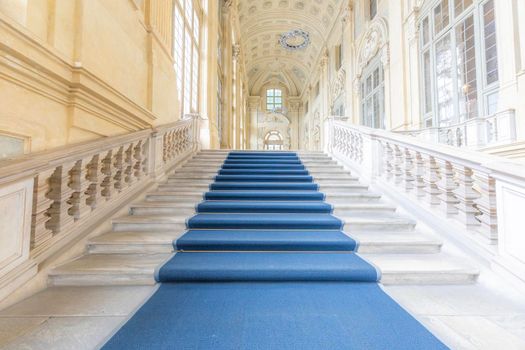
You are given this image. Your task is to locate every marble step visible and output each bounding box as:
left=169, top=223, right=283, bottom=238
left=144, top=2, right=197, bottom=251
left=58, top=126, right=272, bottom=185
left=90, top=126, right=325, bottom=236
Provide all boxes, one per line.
left=158, top=181, right=365, bottom=192
left=130, top=202, right=198, bottom=216
left=364, top=253, right=479, bottom=285
left=146, top=192, right=204, bottom=202
left=341, top=215, right=417, bottom=232
left=87, top=230, right=442, bottom=255
left=326, top=192, right=382, bottom=203
left=112, top=215, right=187, bottom=232
left=88, top=231, right=183, bottom=254
left=130, top=201, right=393, bottom=217
left=318, top=183, right=368, bottom=193
left=351, top=231, right=443, bottom=253
left=112, top=214, right=415, bottom=233
left=49, top=252, right=477, bottom=286
left=48, top=253, right=171, bottom=286
left=165, top=178, right=214, bottom=185
left=333, top=203, right=396, bottom=216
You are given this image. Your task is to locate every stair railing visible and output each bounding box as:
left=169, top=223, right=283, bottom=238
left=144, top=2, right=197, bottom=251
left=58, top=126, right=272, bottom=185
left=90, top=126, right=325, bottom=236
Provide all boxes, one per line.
left=324, top=116, right=525, bottom=283
left=0, top=116, right=200, bottom=300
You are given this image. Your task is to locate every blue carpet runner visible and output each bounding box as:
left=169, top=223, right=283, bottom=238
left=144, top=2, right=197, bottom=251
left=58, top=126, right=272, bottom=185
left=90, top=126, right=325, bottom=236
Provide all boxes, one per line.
left=102, top=151, right=448, bottom=350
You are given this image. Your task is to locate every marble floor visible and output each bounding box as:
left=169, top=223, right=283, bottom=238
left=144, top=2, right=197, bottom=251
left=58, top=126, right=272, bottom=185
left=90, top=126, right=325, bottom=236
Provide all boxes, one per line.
left=1, top=273, right=525, bottom=349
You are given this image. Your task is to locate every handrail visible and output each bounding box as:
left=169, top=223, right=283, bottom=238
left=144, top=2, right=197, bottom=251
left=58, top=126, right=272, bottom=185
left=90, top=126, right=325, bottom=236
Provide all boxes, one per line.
left=0, top=116, right=201, bottom=299
left=324, top=117, right=525, bottom=250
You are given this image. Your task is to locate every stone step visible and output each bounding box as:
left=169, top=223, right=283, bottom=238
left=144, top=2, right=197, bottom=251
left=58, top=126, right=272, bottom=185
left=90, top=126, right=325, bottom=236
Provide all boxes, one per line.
left=146, top=192, right=203, bottom=202
left=48, top=253, right=171, bottom=286
left=48, top=251, right=477, bottom=286
left=112, top=216, right=187, bottom=232
left=333, top=203, right=396, bottom=216
left=364, top=253, right=479, bottom=285
left=87, top=229, right=442, bottom=255
left=165, top=178, right=214, bottom=185
left=326, top=192, right=382, bottom=203
left=341, top=215, right=417, bottom=232
left=88, top=231, right=183, bottom=254
left=130, top=201, right=198, bottom=216
left=351, top=231, right=443, bottom=254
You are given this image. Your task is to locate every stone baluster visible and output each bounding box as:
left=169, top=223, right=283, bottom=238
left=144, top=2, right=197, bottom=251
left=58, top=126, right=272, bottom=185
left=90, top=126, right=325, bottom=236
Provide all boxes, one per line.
left=68, top=159, right=91, bottom=221
left=414, top=151, right=426, bottom=198
left=393, top=145, right=403, bottom=185
left=101, top=150, right=114, bottom=200
left=133, top=140, right=145, bottom=180
left=46, top=163, right=76, bottom=234
left=30, top=168, right=55, bottom=249
left=474, top=172, right=498, bottom=242
left=385, top=142, right=394, bottom=181
left=113, top=147, right=124, bottom=193
left=124, top=143, right=134, bottom=186
left=453, top=165, right=481, bottom=228
left=403, top=147, right=415, bottom=192
left=85, top=154, right=100, bottom=210
left=437, top=160, right=459, bottom=217
left=424, top=155, right=441, bottom=206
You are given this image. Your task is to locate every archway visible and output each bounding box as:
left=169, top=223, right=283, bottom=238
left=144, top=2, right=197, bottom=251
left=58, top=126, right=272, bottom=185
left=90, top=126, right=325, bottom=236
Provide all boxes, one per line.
left=264, top=130, right=284, bottom=151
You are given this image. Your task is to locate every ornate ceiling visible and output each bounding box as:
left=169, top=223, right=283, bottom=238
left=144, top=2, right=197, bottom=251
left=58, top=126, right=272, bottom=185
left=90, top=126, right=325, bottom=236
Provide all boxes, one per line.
left=237, top=0, right=343, bottom=96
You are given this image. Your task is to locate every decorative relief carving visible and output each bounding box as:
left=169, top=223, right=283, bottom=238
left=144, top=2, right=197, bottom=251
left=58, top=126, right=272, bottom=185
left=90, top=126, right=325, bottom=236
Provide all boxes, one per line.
left=330, top=68, right=346, bottom=106
left=356, top=17, right=389, bottom=76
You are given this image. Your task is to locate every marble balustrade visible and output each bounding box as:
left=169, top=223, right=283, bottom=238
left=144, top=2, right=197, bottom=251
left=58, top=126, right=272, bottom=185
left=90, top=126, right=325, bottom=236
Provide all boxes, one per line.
left=324, top=117, right=525, bottom=283
left=0, top=116, right=200, bottom=301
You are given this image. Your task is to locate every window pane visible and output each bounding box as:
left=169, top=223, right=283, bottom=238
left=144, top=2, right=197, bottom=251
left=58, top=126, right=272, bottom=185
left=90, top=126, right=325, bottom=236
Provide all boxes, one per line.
left=274, top=97, right=282, bottom=104
left=184, top=28, right=192, bottom=114
left=275, top=89, right=282, bottom=97
left=435, top=34, right=454, bottom=126
left=192, top=44, right=199, bottom=111
left=456, top=15, right=478, bottom=120
left=422, top=17, right=430, bottom=45
left=267, top=89, right=274, bottom=97
left=483, top=0, right=498, bottom=85
left=454, top=0, right=473, bottom=18
left=423, top=50, right=433, bottom=114
left=434, top=0, right=450, bottom=35
left=486, top=91, right=499, bottom=115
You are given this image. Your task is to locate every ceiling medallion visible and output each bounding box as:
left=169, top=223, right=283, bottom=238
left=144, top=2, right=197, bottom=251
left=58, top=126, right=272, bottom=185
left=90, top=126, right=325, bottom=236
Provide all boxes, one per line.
left=279, top=29, right=310, bottom=51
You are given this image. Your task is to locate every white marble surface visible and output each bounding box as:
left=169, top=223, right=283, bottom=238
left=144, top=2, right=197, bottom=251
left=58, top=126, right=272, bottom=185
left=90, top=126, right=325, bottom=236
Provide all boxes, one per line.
left=0, top=286, right=156, bottom=349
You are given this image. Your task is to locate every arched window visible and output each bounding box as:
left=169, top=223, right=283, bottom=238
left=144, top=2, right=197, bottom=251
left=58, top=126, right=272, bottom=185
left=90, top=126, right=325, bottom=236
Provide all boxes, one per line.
left=264, top=131, right=284, bottom=150
left=266, top=89, right=283, bottom=111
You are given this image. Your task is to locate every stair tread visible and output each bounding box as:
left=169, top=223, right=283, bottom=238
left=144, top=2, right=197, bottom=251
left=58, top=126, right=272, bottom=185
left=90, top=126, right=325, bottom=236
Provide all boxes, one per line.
left=364, top=253, right=479, bottom=274
left=50, top=254, right=170, bottom=275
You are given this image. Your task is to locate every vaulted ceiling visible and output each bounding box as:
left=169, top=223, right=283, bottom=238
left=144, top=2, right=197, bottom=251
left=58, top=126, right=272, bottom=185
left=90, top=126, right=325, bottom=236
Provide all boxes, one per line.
left=237, top=0, right=343, bottom=96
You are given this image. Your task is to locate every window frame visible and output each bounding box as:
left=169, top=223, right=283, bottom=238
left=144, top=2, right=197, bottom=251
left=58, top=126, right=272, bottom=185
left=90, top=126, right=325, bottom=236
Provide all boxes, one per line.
left=266, top=88, right=283, bottom=111
left=172, top=0, right=202, bottom=115
left=417, top=0, right=499, bottom=128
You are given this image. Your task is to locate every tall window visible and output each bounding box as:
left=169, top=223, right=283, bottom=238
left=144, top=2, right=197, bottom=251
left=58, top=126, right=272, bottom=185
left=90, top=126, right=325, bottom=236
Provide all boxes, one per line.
left=173, top=0, right=201, bottom=115
left=361, top=58, right=384, bottom=129
left=419, top=0, right=499, bottom=127
left=266, top=89, right=282, bottom=111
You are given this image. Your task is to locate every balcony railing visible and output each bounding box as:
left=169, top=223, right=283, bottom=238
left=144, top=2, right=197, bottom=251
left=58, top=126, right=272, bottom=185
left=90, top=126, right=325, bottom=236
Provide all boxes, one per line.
left=396, top=109, right=517, bottom=149
left=324, top=117, right=525, bottom=282
left=0, top=116, right=200, bottom=301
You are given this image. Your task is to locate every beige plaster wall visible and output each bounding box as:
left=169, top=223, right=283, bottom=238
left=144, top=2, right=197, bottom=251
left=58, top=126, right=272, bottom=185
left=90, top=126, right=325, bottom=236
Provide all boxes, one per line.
left=0, top=0, right=182, bottom=155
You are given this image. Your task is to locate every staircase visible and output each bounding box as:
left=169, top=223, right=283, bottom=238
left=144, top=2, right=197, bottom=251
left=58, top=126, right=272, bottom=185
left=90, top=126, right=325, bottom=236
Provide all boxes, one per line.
left=48, top=150, right=479, bottom=287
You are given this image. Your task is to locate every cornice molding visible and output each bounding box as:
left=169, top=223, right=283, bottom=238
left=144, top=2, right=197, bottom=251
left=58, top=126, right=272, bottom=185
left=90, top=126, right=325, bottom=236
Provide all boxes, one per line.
left=0, top=15, right=155, bottom=131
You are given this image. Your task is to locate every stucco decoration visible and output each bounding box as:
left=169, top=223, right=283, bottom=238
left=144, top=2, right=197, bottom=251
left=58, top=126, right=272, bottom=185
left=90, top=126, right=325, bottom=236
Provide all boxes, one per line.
left=279, top=29, right=311, bottom=51
left=257, top=111, right=291, bottom=150
left=356, top=17, right=389, bottom=77
left=330, top=67, right=346, bottom=107
left=312, top=110, right=321, bottom=150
